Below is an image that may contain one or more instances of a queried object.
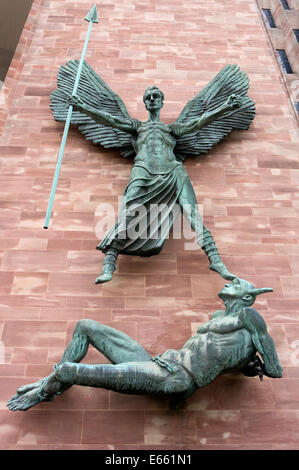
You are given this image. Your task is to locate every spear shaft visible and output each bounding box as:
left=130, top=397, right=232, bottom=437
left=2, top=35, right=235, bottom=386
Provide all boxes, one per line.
left=43, top=4, right=98, bottom=229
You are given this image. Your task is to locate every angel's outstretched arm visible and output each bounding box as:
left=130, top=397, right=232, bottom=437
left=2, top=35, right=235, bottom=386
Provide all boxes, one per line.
left=171, top=94, right=242, bottom=137
left=68, top=95, right=137, bottom=134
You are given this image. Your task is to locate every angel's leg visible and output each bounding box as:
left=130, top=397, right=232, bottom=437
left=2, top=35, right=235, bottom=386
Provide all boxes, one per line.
left=95, top=183, right=145, bottom=284
left=178, top=179, right=236, bottom=280
left=95, top=247, right=118, bottom=284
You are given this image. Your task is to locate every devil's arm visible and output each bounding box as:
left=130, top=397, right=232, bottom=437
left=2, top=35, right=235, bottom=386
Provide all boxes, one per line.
left=239, top=307, right=283, bottom=378
left=69, top=97, right=137, bottom=133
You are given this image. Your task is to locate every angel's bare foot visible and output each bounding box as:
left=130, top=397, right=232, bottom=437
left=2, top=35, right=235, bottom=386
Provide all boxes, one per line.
left=7, top=377, right=55, bottom=412
left=95, top=262, right=116, bottom=284
left=209, top=258, right=236, bottom=281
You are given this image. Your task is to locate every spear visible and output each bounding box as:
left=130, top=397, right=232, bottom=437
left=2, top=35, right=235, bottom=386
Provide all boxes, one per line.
left=43, top=4, right=99, bottom=229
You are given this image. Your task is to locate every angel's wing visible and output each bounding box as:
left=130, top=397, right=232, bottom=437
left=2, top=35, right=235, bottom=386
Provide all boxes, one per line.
left=50, top=59, right=135, bottom=158
left=173, top=64, right=255, bottom=162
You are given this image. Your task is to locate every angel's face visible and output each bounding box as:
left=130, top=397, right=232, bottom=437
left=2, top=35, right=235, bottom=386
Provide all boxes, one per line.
left=143, top=89, right=164, bottom=112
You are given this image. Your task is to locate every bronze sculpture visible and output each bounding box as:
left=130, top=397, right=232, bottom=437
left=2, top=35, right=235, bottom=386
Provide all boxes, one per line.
left=50, top=62, right=255, bottom=283
left=7, top=278, right=282, bottom=412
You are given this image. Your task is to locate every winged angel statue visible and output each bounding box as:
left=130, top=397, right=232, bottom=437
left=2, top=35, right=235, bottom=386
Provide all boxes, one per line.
left=50, top=62, right=255, bottom=284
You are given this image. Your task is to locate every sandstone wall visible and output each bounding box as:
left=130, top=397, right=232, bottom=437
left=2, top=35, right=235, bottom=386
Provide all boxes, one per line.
left=0, top=0, right=299, bottom=449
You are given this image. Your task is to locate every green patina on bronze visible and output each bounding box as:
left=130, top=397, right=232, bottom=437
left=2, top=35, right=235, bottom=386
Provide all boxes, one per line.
left=84, top=4, right=98, bottom=23
left=50, top=62, right=255, bottom=283
left=7, top=278, right=282, bottom=412
left=43, top=5, right=99, bottom=229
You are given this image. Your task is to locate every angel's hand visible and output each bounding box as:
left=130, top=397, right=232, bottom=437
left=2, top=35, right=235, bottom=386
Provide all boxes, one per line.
left=66, top=95, right=84, bottom=110
left=225, top=94, right=243, bottom=111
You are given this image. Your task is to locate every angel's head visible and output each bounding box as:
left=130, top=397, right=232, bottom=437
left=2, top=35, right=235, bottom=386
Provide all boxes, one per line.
left=143, top=86, right=164, bottom=112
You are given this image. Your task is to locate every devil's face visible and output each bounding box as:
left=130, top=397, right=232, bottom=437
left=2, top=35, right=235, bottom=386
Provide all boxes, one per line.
left=218, top=278, right=254, bottom=301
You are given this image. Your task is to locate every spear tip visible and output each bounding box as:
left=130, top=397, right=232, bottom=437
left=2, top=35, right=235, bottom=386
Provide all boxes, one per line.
left=85, top=4, right=99, bottom=23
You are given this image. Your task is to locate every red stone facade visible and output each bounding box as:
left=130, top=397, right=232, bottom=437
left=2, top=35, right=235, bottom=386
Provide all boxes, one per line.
left=0, top=0, right=299, bottom=450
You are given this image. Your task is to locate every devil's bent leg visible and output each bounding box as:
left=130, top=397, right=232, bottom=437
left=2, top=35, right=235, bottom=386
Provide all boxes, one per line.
left=58, top=319, right=151, bottom=366
left=7, top=321, right=152, bottom=411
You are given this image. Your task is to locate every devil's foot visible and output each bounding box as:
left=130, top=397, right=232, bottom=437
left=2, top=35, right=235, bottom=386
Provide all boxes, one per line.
left=7, top=381, right=54, bottom=412
left=7, top=388, right=43, bottom=411
left=95, top=263, right=116, bottom=284
left=209, top=260, right=236, bottom=281
left=11, top=376, right=51, bottom=398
